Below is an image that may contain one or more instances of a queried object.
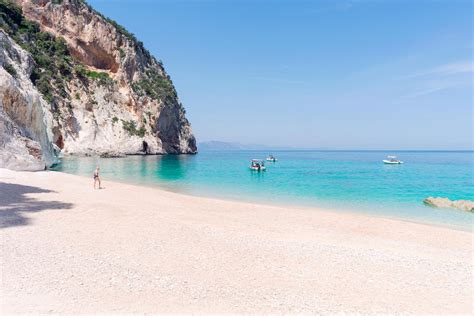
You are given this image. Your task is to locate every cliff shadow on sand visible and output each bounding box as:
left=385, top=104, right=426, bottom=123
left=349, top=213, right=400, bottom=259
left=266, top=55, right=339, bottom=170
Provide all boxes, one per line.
left=0, top=182, right=73, bottom=228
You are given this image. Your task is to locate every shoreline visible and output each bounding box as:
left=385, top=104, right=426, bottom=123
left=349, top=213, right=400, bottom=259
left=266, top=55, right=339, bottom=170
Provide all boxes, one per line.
left=1, top=168, right=472, bottom=313
left=51, top=167, right=473, bottom=232
left=144, top=185, right=473, bottom=233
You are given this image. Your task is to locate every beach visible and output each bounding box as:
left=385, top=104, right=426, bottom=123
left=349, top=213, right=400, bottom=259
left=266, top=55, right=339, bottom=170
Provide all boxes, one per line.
left=0, top=168, right=472, bottom=313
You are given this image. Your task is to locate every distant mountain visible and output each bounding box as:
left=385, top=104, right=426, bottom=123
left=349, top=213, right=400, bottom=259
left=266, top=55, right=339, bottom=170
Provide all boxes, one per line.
left=198, top=141, right=290, bottom=151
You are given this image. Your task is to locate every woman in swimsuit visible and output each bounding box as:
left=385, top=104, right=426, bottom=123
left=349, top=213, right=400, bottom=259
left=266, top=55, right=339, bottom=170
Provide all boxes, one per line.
left=93, top=166, right=102, bottom=189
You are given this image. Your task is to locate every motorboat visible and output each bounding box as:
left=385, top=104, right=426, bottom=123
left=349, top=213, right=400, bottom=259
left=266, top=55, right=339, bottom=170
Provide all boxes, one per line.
left=266, top=155, right=278, bottom=162
left=250, top=159, right=266, bottom=171
left=383, top=155, right=404, bottom=164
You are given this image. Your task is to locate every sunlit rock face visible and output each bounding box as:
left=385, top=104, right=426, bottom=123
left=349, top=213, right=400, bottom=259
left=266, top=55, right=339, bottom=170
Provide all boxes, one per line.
left=0, top=31, right=56, bottom=170
left=1, top=0, right=196, bottom=170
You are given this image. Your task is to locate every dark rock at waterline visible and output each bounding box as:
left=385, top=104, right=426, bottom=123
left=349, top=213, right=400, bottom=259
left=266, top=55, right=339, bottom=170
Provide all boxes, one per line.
left=100, top=152, right=126, bottom=158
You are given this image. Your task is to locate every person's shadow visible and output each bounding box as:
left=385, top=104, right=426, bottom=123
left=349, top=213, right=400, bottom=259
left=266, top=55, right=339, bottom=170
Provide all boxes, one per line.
left=0, top=182, right=73, bottom=229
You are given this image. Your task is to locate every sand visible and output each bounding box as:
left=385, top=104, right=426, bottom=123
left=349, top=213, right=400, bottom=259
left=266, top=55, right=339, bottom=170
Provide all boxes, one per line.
left=0, top=168, right=472, bottom=314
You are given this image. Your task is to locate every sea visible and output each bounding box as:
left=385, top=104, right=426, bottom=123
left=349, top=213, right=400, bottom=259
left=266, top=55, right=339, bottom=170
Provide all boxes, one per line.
left=52, top=150, right=473, bottom=231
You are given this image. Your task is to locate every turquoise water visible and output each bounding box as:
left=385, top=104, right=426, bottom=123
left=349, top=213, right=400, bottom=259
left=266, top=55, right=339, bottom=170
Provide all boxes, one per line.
left=52, top=150, right=473, bottom=230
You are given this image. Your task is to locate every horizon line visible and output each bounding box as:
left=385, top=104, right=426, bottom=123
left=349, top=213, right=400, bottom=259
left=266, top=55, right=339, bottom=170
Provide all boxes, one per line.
left=197, top=148, right=474, bottom=152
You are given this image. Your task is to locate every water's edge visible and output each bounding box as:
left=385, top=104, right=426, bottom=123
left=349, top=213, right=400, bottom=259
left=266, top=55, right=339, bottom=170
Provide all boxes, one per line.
left=50, top=169, right=472, bottom=233
left=51, top=151, right=473, bottom=231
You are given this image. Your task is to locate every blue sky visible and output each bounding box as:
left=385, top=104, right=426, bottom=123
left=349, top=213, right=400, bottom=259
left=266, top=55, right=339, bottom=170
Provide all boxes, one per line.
left=89, top=0, right=473, bottom=149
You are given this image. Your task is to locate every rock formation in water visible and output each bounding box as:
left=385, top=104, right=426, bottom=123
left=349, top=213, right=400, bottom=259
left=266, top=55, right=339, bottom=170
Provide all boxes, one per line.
left=1, top=0, right=196, bottom=170
left=423, top=197, right=474, bottom=213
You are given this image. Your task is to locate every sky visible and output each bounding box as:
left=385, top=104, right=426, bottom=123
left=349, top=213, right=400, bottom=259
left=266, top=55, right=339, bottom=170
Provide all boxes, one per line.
left=89, top=0, right=473, bottom=150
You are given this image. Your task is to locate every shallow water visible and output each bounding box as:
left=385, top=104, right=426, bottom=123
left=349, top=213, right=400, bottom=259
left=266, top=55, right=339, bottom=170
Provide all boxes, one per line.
left=52, top=150, right=473, bottom=230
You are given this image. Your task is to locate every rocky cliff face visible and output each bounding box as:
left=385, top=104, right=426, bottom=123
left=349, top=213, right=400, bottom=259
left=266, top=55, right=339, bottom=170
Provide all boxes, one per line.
left=0, top=30, right=57, bottom=170
left=1, top=0, right=196, bottom=170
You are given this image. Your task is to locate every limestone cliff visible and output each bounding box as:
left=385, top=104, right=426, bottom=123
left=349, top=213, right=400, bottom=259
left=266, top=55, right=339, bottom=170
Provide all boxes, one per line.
left=1, top=0, right=196, bottom=170
left=0, top=30, right=56, bottom=170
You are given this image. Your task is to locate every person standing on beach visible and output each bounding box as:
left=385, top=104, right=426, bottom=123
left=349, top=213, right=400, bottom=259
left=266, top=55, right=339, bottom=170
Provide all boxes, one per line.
left=93, top=167, right=102, bottom=189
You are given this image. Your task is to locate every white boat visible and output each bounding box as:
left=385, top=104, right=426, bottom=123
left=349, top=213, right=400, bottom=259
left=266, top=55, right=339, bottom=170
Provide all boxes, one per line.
left=383, top=156, right=404, bottom=164
left=266, top=155, right=278, bottom=162
left=250, top=159, right=266, bottom=171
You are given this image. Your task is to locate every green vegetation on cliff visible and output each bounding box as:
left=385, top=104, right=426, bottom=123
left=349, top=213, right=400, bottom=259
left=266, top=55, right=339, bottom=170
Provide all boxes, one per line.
left=1, top=0, right=189, bottom=132
left=122, top=120, right=146, bottom=137
left=85, top=70, right=114, bottom=85
left=132, top=68, right=177, bottom=103
left=3, top=63, right=16, bottom=77
left=1, top=0, right=172, bottom=106
left=0, top=0, right=74, bottom=104
left=0, top=0, right=113, bottom=105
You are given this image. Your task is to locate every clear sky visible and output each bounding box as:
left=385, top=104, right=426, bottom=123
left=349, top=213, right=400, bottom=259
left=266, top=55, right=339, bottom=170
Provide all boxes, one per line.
left=89, top=0, right=473, bottom=150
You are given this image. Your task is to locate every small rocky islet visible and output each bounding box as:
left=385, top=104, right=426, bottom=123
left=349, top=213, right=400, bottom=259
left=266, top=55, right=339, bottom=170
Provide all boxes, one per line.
left=423, top=197, right=474, bottom=213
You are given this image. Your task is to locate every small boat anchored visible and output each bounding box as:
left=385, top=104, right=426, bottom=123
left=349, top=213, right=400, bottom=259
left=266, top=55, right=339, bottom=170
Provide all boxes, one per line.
left=250, top=159, right=266, bottom=171
left=266, top=155, right=278, bottom=162
left=383, top=156, right=404, bottom=164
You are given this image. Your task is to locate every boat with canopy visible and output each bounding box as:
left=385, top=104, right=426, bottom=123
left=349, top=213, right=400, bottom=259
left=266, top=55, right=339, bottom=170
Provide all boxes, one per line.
left=250, top=159, right=266, bottom=171
left=266, top=155, right=278, bottom=162
left=383, top=156, right=404, bottom=164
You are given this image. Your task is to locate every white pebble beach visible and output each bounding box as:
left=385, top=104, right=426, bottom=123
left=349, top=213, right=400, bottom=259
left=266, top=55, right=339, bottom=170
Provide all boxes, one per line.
left=0, top=168, right=472, bottom=314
